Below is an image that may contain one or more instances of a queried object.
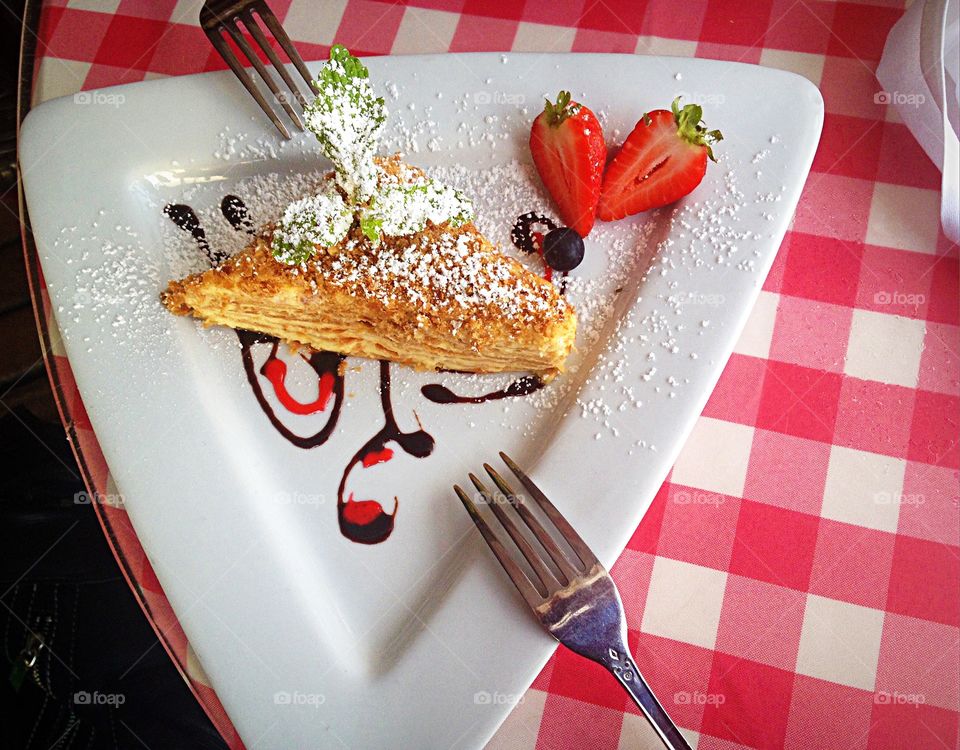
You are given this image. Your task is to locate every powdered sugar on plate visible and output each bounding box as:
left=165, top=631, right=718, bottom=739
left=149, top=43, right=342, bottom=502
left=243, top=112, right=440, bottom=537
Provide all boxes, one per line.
left=56, top=141, right=761, bottom=437
left=52, top=68, right=779, bottom=440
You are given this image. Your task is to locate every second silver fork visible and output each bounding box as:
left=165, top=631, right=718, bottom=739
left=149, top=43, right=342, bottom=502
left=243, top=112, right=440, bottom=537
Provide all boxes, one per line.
left=201, top=0, right=317, bottom=138
left=456, top=453, right=691, bottom=750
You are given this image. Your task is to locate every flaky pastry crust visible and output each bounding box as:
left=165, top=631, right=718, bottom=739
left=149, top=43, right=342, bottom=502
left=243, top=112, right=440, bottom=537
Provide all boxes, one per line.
left=161, top=158, right=577, bottom=375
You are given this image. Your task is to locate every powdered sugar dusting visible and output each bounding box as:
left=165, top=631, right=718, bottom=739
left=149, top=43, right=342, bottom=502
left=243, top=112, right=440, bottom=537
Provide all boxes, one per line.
left=303, top=46, right=386, bottom=203
left=153, top=150, right=756, bottom=437
left=53, top=67, right=787, bottom=445
left=314, top=221, right=561, bottom=325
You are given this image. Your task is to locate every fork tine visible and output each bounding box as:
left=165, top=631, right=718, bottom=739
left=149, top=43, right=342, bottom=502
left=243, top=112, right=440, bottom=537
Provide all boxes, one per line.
left=499, top=452, right=599, bottom=569
left=255, top=3, right=319, bottom=94
left=483, top=464, right=582, bottom=583
left=205, top=28, right=291, bottom=139
left=469, top=474, right=559, bottom=595
left=241, top=8, right=309, bottom=107
left=454, top=486, right=543, bottom=609
left=222, top=18, right=304, bottom=131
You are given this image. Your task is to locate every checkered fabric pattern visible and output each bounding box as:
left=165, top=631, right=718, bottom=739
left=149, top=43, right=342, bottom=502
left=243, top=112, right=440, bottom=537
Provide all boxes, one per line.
left=26, top=1, right=959, bottom=749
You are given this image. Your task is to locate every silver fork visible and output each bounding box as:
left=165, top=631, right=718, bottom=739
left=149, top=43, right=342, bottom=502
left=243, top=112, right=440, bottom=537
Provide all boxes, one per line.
left=200, top=0, right=318, bottom=139
left=455, top=453, right=691, bottom=750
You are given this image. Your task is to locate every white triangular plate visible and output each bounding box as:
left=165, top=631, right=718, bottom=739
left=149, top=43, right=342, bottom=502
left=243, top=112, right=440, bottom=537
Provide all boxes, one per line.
left=21, top=53, right=821, bottom=749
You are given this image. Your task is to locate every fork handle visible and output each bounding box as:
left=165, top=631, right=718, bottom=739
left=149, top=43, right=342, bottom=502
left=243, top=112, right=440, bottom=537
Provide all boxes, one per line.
left=606, top=646, right=692, bottom=750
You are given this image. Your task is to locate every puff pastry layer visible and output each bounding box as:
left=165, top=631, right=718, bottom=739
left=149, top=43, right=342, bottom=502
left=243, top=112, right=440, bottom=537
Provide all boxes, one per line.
left=161, top=166, right=576, bottom=375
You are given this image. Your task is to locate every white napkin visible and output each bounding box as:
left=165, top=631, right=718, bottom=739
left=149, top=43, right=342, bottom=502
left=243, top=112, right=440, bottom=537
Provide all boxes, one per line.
left=877, top=0, right=959, bottom=243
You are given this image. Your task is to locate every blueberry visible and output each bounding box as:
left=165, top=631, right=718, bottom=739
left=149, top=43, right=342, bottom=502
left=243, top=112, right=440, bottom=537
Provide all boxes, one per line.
left=542, top=227, right=584, bottom=271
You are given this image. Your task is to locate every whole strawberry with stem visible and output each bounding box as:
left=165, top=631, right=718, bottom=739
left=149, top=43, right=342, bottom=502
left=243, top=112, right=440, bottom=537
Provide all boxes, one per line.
left=529, top=90, right=605, bottom=237
left=598, top=97, right=722, bottom=220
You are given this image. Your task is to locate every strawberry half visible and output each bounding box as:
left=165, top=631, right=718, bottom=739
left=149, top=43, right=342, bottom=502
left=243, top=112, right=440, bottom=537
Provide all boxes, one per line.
left=597, top=98, right=722, bottom=220
left=529, top=91, right=605, bottom=237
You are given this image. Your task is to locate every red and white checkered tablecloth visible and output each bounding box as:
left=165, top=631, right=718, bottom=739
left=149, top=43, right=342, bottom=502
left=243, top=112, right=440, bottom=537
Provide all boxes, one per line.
left=26, top=1, right=959, bottom=749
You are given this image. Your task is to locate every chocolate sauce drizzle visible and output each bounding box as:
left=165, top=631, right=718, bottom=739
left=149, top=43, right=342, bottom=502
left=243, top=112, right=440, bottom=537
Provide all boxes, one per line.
left=237, top=330, right=346, bottom=449
left=164, top=196, right=554, bottom=544
left=221, top=194, right=255, bottom=234
left=163, top=203, right=225, bottom=264
left=511, top=212, right=557, bottom=254
left=336, top=362, right=435, bottom=544
left=421, top=376, right=545, bottom=404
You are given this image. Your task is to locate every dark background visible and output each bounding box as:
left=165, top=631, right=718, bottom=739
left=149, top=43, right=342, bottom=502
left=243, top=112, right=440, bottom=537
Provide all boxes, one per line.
left=2, top=3, right=227, bottom=747
left=2, top=0, right=50, bottom=421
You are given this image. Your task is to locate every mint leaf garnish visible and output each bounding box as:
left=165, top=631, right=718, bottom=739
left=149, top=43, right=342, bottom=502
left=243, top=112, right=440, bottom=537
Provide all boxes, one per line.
left=271, top=187, right=353, bottom=264
left=274, top=47, right=478, bottom=262
left=305, top=46, right=387, bottom=202
left=359, top=213, right=383, bottom=243
left=358, top=176, right=474, bottom=244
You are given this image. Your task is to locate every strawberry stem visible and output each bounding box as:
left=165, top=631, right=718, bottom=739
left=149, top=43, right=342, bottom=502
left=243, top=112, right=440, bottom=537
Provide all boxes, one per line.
left=671, top=96, right=723, bottom=162
left=543, top=90, right=581, bottom=126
